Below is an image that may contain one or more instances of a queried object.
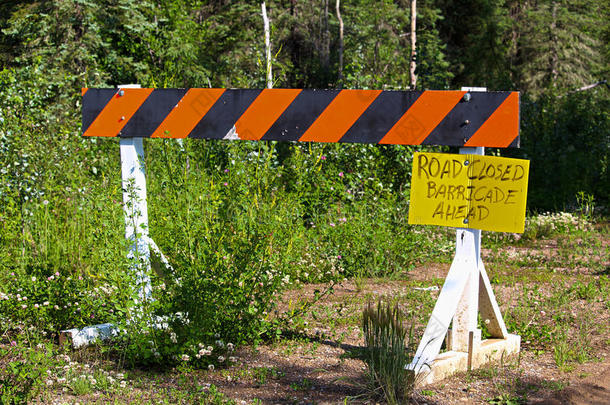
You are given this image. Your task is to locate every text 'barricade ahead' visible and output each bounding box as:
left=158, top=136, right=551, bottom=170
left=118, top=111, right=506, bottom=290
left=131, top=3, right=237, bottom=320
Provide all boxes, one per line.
left=81, top=88, right=520, bottom=148
left=409, top=152, right=529, bottom=233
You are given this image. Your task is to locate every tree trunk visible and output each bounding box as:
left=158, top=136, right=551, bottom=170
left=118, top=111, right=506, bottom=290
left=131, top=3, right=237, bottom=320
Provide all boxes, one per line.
left=261, top=2, right=272, bottom=89
left=549, top=1, right=558, bottom=88
left=336, top=0, right=344, bottom=87
left=409, top=0, right=417, bottom=89
left=321, top=0, right=330, bottom=70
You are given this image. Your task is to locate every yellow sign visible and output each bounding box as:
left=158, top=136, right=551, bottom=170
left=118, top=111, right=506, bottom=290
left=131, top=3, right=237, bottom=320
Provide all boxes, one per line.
left=409, top=152, right=529, bottom=233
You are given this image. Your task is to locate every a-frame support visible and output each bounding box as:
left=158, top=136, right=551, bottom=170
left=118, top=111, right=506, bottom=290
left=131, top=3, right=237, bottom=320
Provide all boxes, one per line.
left=407, top=146, right=520, bottom=385
left=60, top=84, right=173, bottom=347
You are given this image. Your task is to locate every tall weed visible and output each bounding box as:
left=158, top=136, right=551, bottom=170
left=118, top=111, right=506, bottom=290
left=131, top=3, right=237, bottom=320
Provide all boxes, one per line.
left=362, top=300, right=415, bottom=404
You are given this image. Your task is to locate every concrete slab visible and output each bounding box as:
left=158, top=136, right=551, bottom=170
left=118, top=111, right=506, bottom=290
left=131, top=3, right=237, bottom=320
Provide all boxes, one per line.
left=414, top=334, right=521, bottom=386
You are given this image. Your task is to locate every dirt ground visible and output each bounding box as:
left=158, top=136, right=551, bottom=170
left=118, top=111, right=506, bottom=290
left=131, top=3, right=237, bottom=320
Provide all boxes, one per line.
left=194, top=274, right=610, bottom=405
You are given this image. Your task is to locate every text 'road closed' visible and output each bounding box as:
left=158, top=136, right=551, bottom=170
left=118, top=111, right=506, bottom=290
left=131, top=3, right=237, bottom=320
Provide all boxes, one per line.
left=409, top=152, right=529, bottom=233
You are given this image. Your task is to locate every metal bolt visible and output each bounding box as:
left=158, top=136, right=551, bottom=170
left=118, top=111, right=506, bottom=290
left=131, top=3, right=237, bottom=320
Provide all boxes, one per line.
left=464, top=119, right=470, bottom=125
left=464, top=160, right=470, bottom=166
left=463, top=137, right=468, bottom=143
left=120, top=116, right=125, bottom=121
left=118, top=90, right=125, bottom=97
left=463, top=93, right=471, bottom=102
left=463, top=218, right=469, bottom=224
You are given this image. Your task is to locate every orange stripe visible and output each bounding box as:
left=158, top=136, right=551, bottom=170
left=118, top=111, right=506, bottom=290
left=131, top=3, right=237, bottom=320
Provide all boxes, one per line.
left=234, top=89, right=302, bottom=140
left=299, top=90, right=381, bottom=143
left=151, top=89, right=225, bottom=138
left=465, top=92, right=519, bottom=147
left=379, top=90, right=466, bottom=145
left=83, top=88, right=153, bottom=137
left=81, top=88, right=88, bottom=96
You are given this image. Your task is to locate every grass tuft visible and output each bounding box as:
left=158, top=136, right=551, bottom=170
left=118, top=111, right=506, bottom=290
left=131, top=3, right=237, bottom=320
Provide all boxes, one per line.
left=362, top=299, right=415, bottom=404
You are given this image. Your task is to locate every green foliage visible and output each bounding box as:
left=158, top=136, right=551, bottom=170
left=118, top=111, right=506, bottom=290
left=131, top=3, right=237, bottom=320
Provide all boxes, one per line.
left=511, top=0, right=605, bottom=96
left=0, top=338, right=62, bottom=405
left=436, top=0, right=513, bottom=89
left=438, top=0, right=608, bottom=95
left=511, top=91, right=609, bottom=211
left=0, top=67, right=135, bottom=332
left=362, top=300, right=415, bottom=404
left=575, top=191, right=595, bottom=222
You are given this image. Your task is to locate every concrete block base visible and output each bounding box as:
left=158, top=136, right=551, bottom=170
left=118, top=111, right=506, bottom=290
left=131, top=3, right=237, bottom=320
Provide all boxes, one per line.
left=414, top=334, right=521, bottom=386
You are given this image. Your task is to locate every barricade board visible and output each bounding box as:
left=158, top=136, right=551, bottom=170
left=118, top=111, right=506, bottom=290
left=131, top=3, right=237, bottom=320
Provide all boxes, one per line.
left=409, top=152, right=529, bottom=233
left=82, top=88, right=520, bottom=148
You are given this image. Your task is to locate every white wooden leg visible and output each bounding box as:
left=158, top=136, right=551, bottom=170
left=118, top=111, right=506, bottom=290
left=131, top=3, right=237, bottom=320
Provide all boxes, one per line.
left=478, top=262, right=508, bottom=338
left=408, top=252, right=471, bottom=371
left=120, top=136, right=152, bottom=302
left=451, top=229, right=482, bottom=351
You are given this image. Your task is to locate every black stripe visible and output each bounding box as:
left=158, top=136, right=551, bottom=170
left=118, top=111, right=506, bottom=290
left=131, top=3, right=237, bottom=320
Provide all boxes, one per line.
left=188, top=89, right=262, bottom=139
left=82, top=89, right=116, bottom=134
left=339, top=91, right=423, bottom=144
left=422, top=91, right=510, bottom=147
left=261, top=89, right=340, bottom=141
left=120, top=89, right=187, bottom=137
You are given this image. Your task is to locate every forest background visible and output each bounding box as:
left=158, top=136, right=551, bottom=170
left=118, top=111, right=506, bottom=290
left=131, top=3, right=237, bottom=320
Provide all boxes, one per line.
left=0, top=0, right=608, bottom=375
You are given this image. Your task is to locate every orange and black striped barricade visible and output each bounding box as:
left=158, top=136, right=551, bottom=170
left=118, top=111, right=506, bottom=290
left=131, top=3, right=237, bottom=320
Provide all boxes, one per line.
left=82, top=88, right=520, bottom=148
